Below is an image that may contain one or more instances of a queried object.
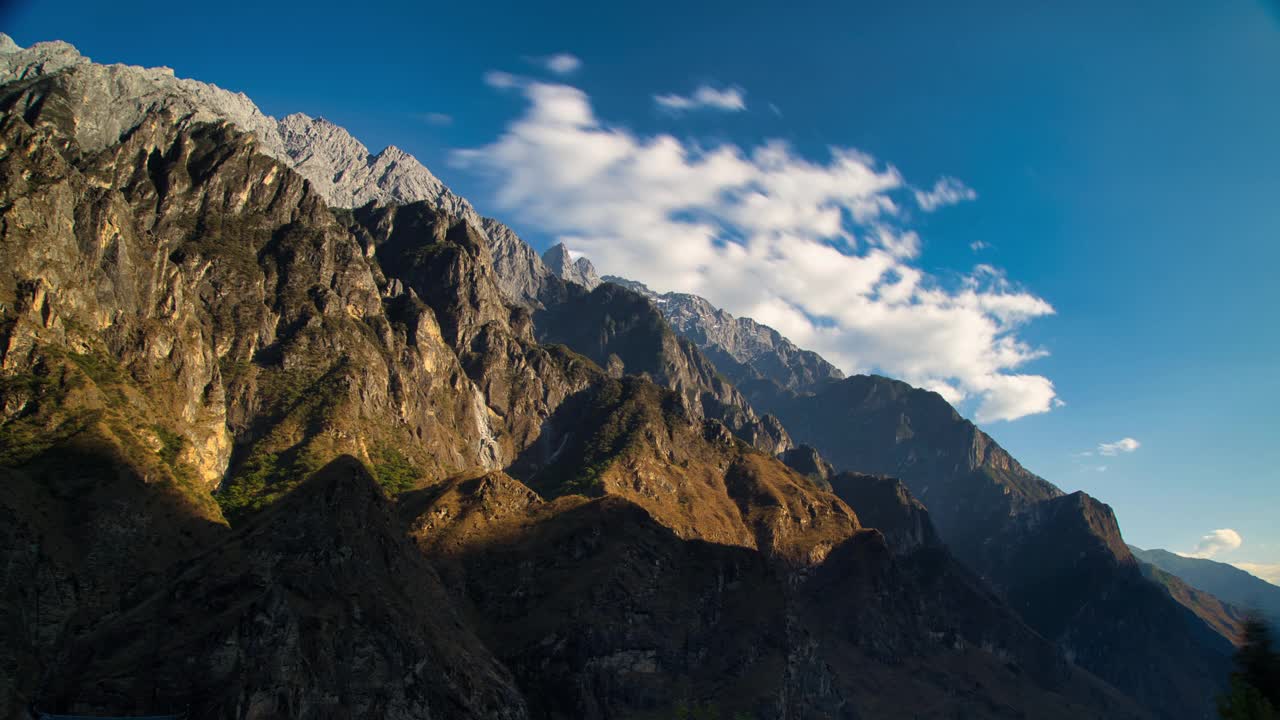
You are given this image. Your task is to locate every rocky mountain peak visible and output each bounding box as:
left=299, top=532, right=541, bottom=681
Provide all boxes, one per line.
left=0, top=34, right=479, bottom=220
left=601, top=276, right=844, bottom=393
left=275, top=110, right=473, bottom=213
left=540, top=242, right=601, bottom=290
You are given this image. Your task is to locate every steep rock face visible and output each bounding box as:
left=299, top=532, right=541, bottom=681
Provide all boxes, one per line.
left=542, top=242, right=601, bottom=290
left=778, top=444, right=835, bottom=489
left=0, top=33, right=581, bottom=323
left=981, top=493, right=1235, bottom=720
left=507, top=377, right=845, bottom=562
left=606, top=276, right=844, bottom=393
left=346, top=202, right=602, bottom=469
left=0, top=107, right=528, bottom=713
left=535, top=282, right=792, bottom=454
left=0, top=35, right=479, bottom=216
left=760, top=374, right=1234, bottom=719
left=277, top=112, right=478, bottom=214
left=761, top=374, right=1061, bottom=554
left=0, top=37, right=792, bottom=463
left=0, top=36, right=286, bottom=165
left=42, top=457, right=529, bottom=719
left=0, top=108, right=507, bottom=504
left=585, top=274, right=1234, bottom=717
left=481, top=216, right=556, bottom=308
left=826, top=472, right=940, bottom=555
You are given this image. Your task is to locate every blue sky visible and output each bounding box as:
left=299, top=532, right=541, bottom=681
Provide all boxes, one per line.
left=5, top=0, right=1279, bottom=579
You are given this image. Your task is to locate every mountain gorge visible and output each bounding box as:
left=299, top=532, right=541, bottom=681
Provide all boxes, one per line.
left=0, top=35, right=1241, bottom=720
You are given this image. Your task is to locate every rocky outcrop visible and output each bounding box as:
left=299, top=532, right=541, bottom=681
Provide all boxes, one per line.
left=605, top=276, right=844, bottom=393
left=534, top=282, right=792, bottom=454
left=0, top=34, right=478, bottom=218
left=277, top=112, right=478, bottom=214
left=0, top=107, right=513, bottom=499
left=346, top=201, right=602, bottom=468
left=826, top=472, right=940, bottom=555
left=542, top=242, right=600, bottom=290
left=981, top=492, right=1235, bottom=720
left=761, top=373, right=1234, bottom=719
left=504, top=377, right=822, bottom=556
left=758, top=374, right=1062, bottom=554
left=480, top=217, right=556, bottom=308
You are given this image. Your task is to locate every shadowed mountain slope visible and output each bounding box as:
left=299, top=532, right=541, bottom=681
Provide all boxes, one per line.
left=40, top=457, right=529, bottom=719
left=758, top=375, right=1235, bottom=719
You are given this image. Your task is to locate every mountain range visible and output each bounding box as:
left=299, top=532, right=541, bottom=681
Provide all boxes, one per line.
left=0, top=34, right=1257, bottom=720
left=1132, top=547, right=1280, bottom=627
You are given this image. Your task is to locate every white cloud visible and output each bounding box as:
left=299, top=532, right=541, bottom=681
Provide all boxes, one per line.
left=1179, top=529, right=1244, bottom=559
left=483, top=70, right=518, bottom=89
left=540, top=53, right=582, bottom=75
left=970, top=240, right=991, bottom=252
left=420, top=112, right=453, bottom=126
left=655, top=85, right=746, bottom=113
left=1231, top=562, right=1280, bottom=586
left=915, top=176, right=977, bottom=212
left=1098, top=437, right=1141, bottom=456
left=456, top=80, right=1060, bottom=422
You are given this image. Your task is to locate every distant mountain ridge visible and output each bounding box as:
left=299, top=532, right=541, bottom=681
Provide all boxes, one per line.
left=0, top=36, right=453, bottom=213
left=1132, top=546, right=1280, bottom=625
left=0, top=32, right=565, bottom=310
left=601, top=276, right=845, bottom=393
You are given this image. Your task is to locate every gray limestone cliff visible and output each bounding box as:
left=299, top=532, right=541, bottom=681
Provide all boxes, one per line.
left=541, top=242, right=601, bottom=290
left=605, top=276, right=844, bottom=393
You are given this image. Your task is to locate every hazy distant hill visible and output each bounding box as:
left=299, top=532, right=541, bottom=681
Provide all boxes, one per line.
left=1131, top=546, right=1280, bottom=626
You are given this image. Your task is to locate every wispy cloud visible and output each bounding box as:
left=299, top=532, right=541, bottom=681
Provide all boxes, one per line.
left=1231, top=562, right=1280, bottom=586
left=456, top=79, right=1059, bottom=422
left=654, top=84, right=746, bottom=113
left=1178, top=529, right=1243, bottom=559
left=484, top=70, right=519, bottom=89
left=914, top=176, right=977, bottom=212
left=1098, top=437, right=1141, bottom=456
left=970, top=240, right=991, bottom=252
left=533, top=53, right=581, bottom=75
left=420, top=112, right=453, bottom=126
